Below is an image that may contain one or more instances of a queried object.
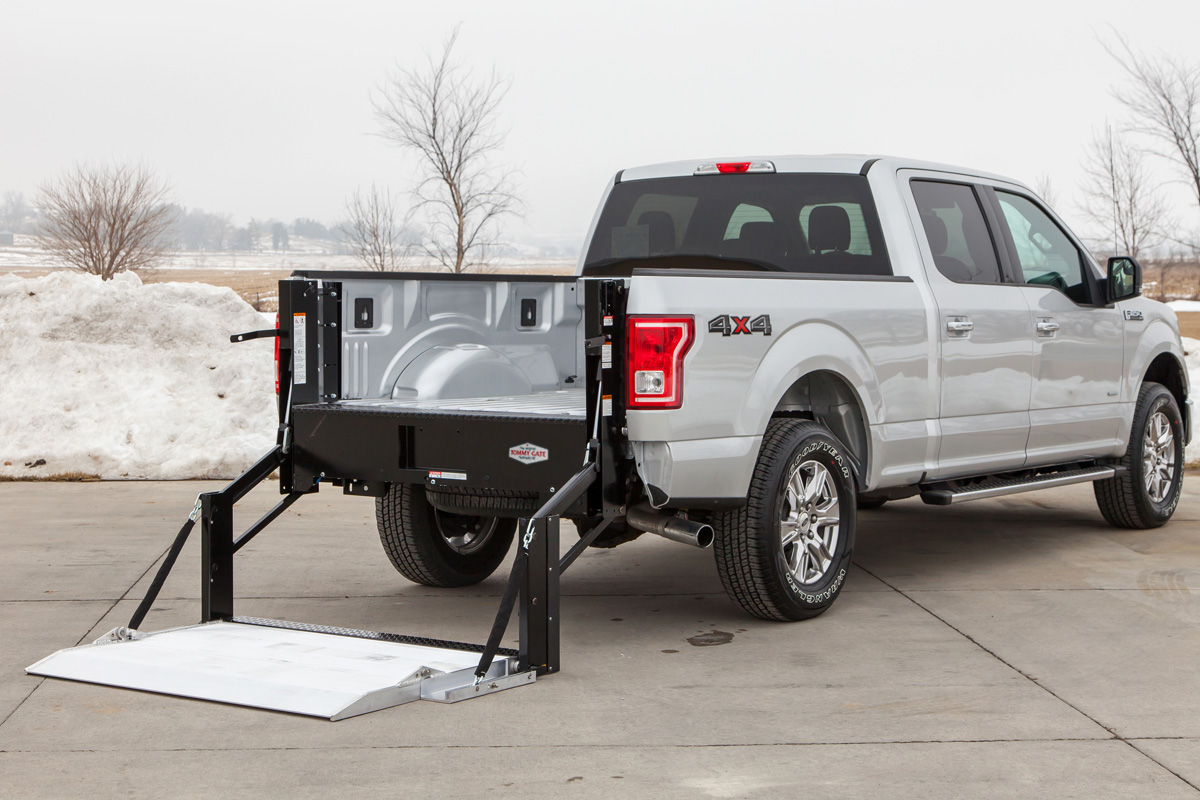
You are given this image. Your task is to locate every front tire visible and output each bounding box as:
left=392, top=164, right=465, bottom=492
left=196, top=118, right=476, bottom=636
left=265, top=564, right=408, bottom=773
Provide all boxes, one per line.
left=714, top=419, right=857, bottom=621
left=376, top=484, right=515, bottom=587
left=1094, top=382, right=1185, bottom=529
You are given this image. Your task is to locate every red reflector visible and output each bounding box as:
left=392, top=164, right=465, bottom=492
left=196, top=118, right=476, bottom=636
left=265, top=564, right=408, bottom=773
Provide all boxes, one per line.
left=716, top=162, right=751, bottom=174
left=626, top=316, right=695, bottom=409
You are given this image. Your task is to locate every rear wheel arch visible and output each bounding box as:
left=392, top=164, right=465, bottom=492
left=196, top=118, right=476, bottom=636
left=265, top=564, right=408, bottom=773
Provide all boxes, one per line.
left=770, top=370, right=870, bottom=487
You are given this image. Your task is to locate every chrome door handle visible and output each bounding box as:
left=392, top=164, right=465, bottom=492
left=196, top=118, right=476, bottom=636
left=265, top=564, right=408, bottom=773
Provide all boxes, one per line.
left=946, top=316, right=973, bottom=336
left=1036, top=318, right=1060, bottom=336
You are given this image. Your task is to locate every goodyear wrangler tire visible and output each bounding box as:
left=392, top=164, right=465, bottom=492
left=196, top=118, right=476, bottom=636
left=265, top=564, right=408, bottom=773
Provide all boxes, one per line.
left=713, top=419, right=856, bottom=621
left=1094, top=382, right=1184, bottom=529
left=376, top=484, right=515, bottom=587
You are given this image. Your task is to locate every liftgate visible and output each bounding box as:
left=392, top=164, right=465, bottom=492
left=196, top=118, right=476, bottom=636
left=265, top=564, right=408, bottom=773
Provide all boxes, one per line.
left=28, top=278, right=632, bottom=719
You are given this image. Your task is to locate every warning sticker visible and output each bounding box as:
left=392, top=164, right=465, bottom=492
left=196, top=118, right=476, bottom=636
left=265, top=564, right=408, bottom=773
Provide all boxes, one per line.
left=601, top=342, right=612, bottom=369
left=602, top=395, right=613, bottom=417
left=603, top=315, right=613, bottom=327
left=292, top=313, right=307, bottom=385
left=428, top=470, right=467, bottom=481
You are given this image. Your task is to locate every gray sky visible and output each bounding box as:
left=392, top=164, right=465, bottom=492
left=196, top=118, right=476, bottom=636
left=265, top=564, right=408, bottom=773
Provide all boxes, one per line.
left=3, top=0, right=1200, bottom=247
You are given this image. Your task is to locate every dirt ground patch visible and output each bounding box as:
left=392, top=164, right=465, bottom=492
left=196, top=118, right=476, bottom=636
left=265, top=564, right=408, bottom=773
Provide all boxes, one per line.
left=138, top=268, right=291, bottom=311
left=1177, top=312, right=1200, bottom=341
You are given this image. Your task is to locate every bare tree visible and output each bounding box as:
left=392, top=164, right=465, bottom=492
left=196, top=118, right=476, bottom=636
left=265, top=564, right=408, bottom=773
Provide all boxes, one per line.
left=1034, top=173, right=1059, bottom=210
left=1079, top=129, right=1169, bottom=259
left=35, top=163, right=176, bottom=280
left=373, top=25, right=520, bottom=273
left=1104, top=34, right=1200, bottom=218
left=339, top=184, right=404, bottom=271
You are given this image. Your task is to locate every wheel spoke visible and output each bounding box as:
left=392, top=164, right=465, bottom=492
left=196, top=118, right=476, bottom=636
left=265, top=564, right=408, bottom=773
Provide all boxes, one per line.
left=804, top=468, right=827, bottom=504
left=789, top=470, right=807, bottom=504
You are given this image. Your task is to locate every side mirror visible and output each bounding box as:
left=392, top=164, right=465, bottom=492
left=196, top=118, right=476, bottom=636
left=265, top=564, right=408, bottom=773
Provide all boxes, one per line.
left=1107, top=256, right=1142, bottom=303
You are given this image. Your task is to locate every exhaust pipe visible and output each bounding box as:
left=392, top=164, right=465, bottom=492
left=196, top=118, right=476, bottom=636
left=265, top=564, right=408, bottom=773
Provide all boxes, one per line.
left=625, top=503, right=714, bottom=549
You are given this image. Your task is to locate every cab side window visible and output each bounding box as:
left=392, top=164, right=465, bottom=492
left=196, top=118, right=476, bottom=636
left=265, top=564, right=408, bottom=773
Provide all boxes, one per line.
left=910, top=181, right=1003, bottom=284
left=994, top=191, right=1091, bottom=303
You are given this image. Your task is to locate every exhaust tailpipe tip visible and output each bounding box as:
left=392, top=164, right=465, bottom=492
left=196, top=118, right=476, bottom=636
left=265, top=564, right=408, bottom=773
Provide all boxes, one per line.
left=625, top=504, right=714, bottom=549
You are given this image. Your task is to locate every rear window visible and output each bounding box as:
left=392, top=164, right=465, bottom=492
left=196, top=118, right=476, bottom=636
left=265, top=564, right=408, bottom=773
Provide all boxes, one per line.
left=583, top=173, right=892, bottom=276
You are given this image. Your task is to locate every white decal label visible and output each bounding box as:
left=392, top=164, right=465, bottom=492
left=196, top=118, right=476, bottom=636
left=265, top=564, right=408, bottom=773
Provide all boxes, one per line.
left=602, top=342, right=612, bottom=369
left=602, top=395, right=613, bottom=417
left=509, top=443, right=549, bottom=465
left=428, top=470, right=467, bottom=481
left=603, top=315, right=614, bottom=327
left=292, top=313, right=307, bottom=385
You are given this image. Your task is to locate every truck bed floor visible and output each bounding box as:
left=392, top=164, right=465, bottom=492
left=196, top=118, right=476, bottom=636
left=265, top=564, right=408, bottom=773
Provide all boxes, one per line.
left=333, top=389, right=586, bottom=419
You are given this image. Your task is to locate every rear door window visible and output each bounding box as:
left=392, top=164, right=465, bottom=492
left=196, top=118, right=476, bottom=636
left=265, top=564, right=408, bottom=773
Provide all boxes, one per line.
left=910, top=180, right=1004, bottom=285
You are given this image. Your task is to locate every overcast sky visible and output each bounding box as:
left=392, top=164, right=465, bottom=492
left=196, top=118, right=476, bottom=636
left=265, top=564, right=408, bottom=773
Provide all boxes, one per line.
left=3, top=0, right=1199, bottom=248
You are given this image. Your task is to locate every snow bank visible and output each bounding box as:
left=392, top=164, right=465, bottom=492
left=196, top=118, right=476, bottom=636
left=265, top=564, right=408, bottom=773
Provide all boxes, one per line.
left=0, top=271, right=275, bottom=479
left=1169, top=300, right=1200, bottom=312
left=1184, top=338, right=1200, bottom=465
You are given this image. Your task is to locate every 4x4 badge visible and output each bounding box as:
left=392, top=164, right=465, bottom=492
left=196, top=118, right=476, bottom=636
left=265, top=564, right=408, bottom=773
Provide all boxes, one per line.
left=709, top=314, right=772, bottom=336
left=509, top=443, right=549, bottom=464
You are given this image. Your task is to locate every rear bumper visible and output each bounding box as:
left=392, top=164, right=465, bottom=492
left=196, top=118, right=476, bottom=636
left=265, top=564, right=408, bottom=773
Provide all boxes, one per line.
left=631, top=436, right=759, bottom=509
left=289, top=402, right=587, bottom=502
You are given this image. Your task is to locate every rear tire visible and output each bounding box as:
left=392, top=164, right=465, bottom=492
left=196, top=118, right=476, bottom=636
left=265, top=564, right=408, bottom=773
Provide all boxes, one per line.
left=1094, top=382, right=1184, bottom=529
left=713, top=419, right=856, bottom=621
left=376, top=484, right=515, bottom=587
left=426, top=485, right=539, bottom=518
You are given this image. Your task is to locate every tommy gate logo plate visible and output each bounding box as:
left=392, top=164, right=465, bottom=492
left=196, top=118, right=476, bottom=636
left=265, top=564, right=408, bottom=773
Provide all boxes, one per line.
left=509, top=443, right=549, bottom=465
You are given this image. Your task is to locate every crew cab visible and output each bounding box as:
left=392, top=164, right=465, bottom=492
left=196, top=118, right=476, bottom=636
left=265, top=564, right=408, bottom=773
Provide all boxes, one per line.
left=274, top=155, right=1190, bottom=621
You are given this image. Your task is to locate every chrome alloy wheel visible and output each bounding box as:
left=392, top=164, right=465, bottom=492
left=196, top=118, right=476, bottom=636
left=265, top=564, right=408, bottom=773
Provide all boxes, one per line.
left=432, top=510, right=499, bottom=555
left=1143, top=410, right=1177, bottom=503
left=780, top=460, right=841, bottom=586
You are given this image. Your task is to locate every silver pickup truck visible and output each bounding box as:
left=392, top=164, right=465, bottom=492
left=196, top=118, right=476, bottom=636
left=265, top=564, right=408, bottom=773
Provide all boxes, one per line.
left=276, top=154, right=1190, bottom=624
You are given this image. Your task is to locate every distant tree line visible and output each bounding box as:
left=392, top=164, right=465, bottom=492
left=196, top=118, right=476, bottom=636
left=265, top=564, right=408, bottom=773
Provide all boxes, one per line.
left=164, top=208, right=343, bottom=252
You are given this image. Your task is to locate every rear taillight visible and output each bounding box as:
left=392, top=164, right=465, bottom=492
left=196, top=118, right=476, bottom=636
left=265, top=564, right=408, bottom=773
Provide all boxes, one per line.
left=274, top=313, right=279, bottom=394
left=626, top=316, right=694, bottom=409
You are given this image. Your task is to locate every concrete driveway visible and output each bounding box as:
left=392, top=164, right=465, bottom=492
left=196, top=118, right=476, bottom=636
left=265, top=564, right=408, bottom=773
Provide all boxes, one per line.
left=1, top=478, right=1199, bottom=798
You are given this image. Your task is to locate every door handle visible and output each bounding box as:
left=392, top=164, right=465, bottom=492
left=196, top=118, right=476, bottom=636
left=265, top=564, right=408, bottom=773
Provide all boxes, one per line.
left=1036, top=318, right=1060, bottom=336
left=946, top=316, right=973, bottom=336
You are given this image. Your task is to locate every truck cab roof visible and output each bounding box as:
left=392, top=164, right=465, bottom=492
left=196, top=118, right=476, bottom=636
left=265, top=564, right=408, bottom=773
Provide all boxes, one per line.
left=618, top=155, right=1026, bottom=190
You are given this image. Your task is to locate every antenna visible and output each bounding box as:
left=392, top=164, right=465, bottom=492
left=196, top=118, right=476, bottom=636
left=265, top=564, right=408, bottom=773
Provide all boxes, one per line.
left=1109, top=122, right=1118, bottom=256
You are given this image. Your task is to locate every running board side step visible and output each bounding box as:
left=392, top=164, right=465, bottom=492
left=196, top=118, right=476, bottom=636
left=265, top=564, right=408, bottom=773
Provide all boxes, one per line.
left=920, top=466, right=1120, bottom=506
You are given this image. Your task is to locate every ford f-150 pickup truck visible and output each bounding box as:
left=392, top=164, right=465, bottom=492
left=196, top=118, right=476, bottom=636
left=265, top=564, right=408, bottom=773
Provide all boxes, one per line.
left=275, top=154, right=1190, bottom=623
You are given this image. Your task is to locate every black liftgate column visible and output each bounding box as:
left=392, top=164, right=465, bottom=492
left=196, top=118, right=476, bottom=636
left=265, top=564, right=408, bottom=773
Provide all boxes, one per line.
left=519, top=517, right=560, bottom=675
left=201, top=492, right=235, bottom=622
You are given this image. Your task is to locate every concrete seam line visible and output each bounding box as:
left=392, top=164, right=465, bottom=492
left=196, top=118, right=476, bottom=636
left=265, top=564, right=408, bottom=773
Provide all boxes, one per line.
left=852, top=561, right=1200, bottom=793
left=1, top=738, right=1175, bottom=755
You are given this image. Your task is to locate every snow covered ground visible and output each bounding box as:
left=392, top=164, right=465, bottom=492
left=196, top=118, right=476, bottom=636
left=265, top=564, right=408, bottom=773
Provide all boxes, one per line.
left=1, top=271, right=1197, bottom=481
left=0, top=271, right=276, bottom=479
left=1184, top=338, right=1200, bottom=465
